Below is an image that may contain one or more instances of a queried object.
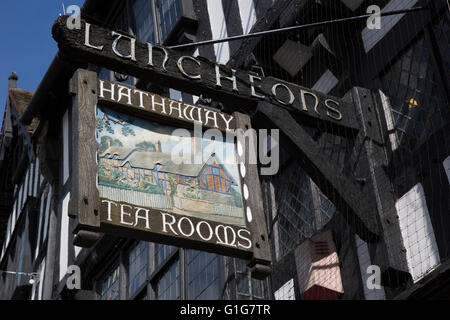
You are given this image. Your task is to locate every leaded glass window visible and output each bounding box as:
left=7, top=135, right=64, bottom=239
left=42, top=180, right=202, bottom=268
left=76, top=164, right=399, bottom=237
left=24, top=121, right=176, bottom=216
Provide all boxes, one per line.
left=128, top=241, right=148, bottom=297
left=378, top=32, right=450, bottom=150
left=275, top=163, right=316, bottom=256
left=187, top=250, right=220, bottom=300
left=222, top=258, right=270, bottom=300
left=133, top=0, right=157, bottom=44
left=99, top=264, right=120, bottom=300
left=155, top=258, right=181, bottom=300
left=156, top=0, right=182, bottom=41
left=156, top=244, right=176, bottom=265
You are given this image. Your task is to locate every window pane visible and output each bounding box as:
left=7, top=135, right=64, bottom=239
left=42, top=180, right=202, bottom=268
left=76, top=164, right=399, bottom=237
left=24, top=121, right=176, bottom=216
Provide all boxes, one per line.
left=155, top=258, right=181, bottom=300
left=275, top=163, right=318, bottom=256
left=133, top=0, right=157, bottom=43
left=187, top=250, right=220, bottom=300
left=236, top=273, right=249, bottom=294
left=128, top=241, right=149, bottom=297
left=156, top=244, right=176, bottom=265
left=98, top=68, right=111, bottom=81
left=156, top=0, right=182, bottom=41
left=223, top=257, right=270, bottom=300
left=99, top=264, right=120, bottom=300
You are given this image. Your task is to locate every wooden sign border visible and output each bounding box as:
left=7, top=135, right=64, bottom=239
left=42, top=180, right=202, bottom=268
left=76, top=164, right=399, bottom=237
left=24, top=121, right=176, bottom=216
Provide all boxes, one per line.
left=68, top=69, right=271, bottom=278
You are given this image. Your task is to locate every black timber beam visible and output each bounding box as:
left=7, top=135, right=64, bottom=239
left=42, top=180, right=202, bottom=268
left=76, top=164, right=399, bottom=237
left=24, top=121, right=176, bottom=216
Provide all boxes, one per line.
left=348, top=87, right=411, bottom=284
left=257, top=101, right=380, bottom=242
left=50, top=16, right=375, bottom=142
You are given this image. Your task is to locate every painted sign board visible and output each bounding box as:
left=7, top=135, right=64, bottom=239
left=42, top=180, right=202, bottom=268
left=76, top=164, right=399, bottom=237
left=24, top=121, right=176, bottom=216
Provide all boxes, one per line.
left=69, top=71, right=271, bottom=277
left=96, top=98, right=250, bottom=256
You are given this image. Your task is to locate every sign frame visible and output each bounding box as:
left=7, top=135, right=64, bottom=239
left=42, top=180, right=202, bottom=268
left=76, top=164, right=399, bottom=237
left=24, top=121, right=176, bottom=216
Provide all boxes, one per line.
left=68, top=69, right=271, bottom=279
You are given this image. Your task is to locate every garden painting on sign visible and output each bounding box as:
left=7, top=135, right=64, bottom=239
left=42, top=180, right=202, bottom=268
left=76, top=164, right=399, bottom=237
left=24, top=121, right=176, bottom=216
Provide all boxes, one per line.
left=96, top=107, right=246, bottom=227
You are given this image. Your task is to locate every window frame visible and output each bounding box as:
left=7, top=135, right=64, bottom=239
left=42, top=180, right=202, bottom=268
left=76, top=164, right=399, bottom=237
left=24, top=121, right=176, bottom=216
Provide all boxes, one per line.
left=150, top=245, right=182, bottom=300
left=154, top=0, right=184, bottom=43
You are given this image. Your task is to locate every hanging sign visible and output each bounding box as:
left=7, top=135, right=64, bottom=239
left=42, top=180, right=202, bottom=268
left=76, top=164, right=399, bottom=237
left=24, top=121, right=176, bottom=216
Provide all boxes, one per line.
left=69, top=71, right=271, bottom=277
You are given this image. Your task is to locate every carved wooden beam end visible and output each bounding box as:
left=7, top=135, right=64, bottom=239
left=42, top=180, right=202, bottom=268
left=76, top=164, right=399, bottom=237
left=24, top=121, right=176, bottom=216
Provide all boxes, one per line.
left=73, top=230, right=102, bottom=248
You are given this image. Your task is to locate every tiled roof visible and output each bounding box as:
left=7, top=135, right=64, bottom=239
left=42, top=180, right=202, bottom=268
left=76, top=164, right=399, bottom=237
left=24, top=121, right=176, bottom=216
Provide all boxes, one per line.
left=8, top=88, right=33, bottom=117
left=123, top=151, right=205, bottom=177
left=100, top=147, right=135, bottom=160
left=8, top=88, right=39, bottom=134
left=101, top=147, right=236, bottom=183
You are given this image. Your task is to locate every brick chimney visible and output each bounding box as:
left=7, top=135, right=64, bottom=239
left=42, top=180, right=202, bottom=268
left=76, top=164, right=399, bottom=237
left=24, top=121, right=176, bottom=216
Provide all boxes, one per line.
left=8, top=72, right=18, bottom=89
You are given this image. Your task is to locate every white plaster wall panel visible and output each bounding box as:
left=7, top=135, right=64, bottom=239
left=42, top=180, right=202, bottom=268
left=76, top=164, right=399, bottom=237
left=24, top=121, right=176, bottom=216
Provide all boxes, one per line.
left=379, top=90, right=399, bottom=151
left=444, top=156, right=450, bottom=184
left=75, top=245, right=82, bottom=258
left=59, top=192, right=71, bottom=281
left=361, top=0, right=419, bottom=52
left=5, top=216, right=11, bottom=249
left=43, top=186, right=52, bottom=242
left=312, top=69, right=339, bottom=94
left=31, top=258, right=45, bottom=300
left=28, top=163, right=34, bottom=196
left=396, top=183, right=440, bottom=282
left=18, top=184, right=23, bottom=214
left=237, top=0, right=257, bottom=35
left=23, top=168, right=29, bottom=208
left=33, top=159, right=40, bottom=197
left=191, top=49, right=199, bottom=106
left=11, top=201, right=16, bottom=230
left=207, top=0, right=230, bottom=64
left=35, top=195, right=46, bottom=260
left=274, top=278, right=295, bottom=300
left=355, top=235, right=386, bottom=300
left=169, top=89, right=183, bottom=101
left=39, top=173, right=45, bottom=188
left=25, top=168, right=29, bottom=200
left=38, top=258, right=46, bottom=300
left=63, top=110, right=70, bottom=185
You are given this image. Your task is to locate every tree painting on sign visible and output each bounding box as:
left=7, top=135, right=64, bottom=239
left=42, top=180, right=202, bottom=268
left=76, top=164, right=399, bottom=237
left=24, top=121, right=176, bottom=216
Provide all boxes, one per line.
left=96, top=107, right=246, bottom=227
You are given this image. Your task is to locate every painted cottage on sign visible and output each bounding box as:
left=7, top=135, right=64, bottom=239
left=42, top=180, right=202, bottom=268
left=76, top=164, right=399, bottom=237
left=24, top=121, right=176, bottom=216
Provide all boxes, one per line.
left=98, top=146, right=243, bottom=219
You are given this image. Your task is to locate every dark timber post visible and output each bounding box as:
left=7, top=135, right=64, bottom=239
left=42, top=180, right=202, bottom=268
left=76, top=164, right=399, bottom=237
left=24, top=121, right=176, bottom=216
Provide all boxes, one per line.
left=347, top=87, right=411, bottom=287
left=233, top=112, right=272, bottom=279
left=68, top=69, right=101, bottom=247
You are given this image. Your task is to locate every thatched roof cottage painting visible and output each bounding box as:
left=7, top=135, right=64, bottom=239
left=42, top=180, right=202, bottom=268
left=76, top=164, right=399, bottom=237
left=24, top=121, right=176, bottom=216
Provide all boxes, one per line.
left=96, top=107, right=245, bottom=227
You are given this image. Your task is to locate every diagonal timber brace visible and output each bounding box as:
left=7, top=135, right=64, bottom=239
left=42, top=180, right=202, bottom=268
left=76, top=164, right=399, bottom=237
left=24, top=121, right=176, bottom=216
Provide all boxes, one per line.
left=258, top=102, right=380, bottom=242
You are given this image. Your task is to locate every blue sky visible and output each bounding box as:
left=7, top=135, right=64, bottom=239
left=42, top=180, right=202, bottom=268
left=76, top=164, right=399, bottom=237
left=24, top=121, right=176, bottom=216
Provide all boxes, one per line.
left=0, top=1, right=85, bottom=126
